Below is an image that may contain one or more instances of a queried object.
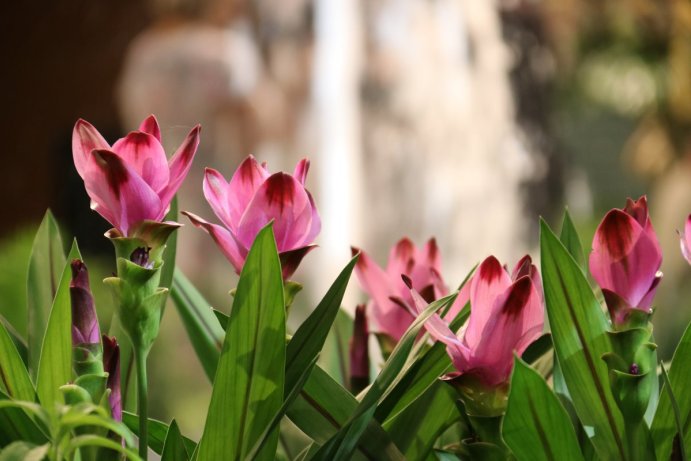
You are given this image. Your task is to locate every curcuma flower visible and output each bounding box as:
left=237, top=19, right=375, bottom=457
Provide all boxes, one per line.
left=589, top=196, right=662, bottom=326
left=352, top=238, right=467, bottom=343
left=72, top=115, right=201, bottom=236
left=414, top=255, right=544, bottom=390
left=183, top=155, right=321, bottom=279
left=679, top=214, right=691, bottom=264
left=70, top=259, right=100, bottom=347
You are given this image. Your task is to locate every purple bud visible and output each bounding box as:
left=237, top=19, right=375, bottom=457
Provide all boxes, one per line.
left=130, top=247, right=153, bottom=269
left=349, top=304, right=370, bottom=393
left=102, top=335, right=122, bottom=422
left=70, top=259, right=100, bottom=346
left=629, top=363, right=640, bottom=375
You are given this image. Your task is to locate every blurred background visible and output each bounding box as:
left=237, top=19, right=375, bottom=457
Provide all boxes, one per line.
left=1, top=0, right=691, bottom=442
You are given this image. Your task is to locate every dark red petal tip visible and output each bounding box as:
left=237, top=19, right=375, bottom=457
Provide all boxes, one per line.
left=401, top=274, right=413, bottom=289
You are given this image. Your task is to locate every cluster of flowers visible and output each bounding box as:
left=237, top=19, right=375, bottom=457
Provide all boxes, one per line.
left=71, top=115, right=688, bottom=418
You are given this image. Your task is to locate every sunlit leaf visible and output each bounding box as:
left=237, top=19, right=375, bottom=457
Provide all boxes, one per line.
left=540, top=220, right=626, bottom=460
left=27, top=210, right=65, bottom=378
left=161, top=419, right=189, bottom=461
left=0, top=316, right=34, bottom=401
left=196, top=224, right=285, bottom=461
left=36, top=240, right=81, bottom=408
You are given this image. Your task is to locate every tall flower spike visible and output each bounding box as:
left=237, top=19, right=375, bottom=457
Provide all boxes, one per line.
left=414, top=255, right=544, bottom=390
left=183, top=155, right=321, bottom=279
left=72, top=115, right=200, bottom=236
left=352, top=237, right=468, bottom=343
left=589, top=196, right=662, bottom=326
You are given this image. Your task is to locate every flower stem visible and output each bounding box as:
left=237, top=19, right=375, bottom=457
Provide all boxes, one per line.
left=136, top=348, right=149, bottom=461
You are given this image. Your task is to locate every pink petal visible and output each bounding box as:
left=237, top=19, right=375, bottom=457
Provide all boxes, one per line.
left=589, top=209, right=662, bottom=308
left=236, top=173, right=313, bottom=251
left=465, top=256, right=512, bottom=349
left=387, top=238, right=415, bottom=280
left=681, top=215, right=691, bottom=264
left=203, top=168, right=234, bottom=230
left=182, top=211, right=247, bottom=273
left=88, top=150, right=164, bottom=235
left=111, top=131, right=169, bottom=193
left=637, top=272, right=662, bottom=312
left=300, top=191, right=321, bottom=245
left=226, top=155, right=271, bottom=226
left=423, top=238, right=442, bottom=271
left=352, top=246, right=408, bottom=341
left=349, top=305, right=370, bottom=380
left=138, top=115, right=161, bottom=142
left=293, top=158, right=310, bottom=185
left=72, top=119, right=110, bottom=178
left=160, top=125, right=201, bottom=207
left=511, top=255, right=543, bottom=304
left=624, top=196, right=648, bottom=229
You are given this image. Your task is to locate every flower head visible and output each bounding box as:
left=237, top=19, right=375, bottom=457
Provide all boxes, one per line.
left=72, top=115, right=200, bottom=236
left=352, top=238, right=467, bottom=343
left=589, top=196, right=662, bottom=325
left=70, top=259, right=100, bottom=346
left=183, top=155, right=320, bottom=279
left=415, top=255, right=544, bottom=389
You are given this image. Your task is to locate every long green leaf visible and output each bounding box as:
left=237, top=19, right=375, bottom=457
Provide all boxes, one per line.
left=196, top=224, right=285, bottom=461
left=160, top=197, right=178, bottom=292
left=0, top=441, right=48, bottom=461
left=0, top=317, right=34, bottom=401
left=36, top=240, right=81, bottom=408
left=0, top=390, right=48, bottom=446
left=122, top=412, right=196, bottom=455
left=503, top=357, right=584, bottom=461
left=652, top=321, right=691, bottom=460
left=559, top=209, right=585, bottom=269
left=311, top=294, right=457, bottom=460
left=161, top=420, right=189, bottom=461
left=540, top=220, right=626, bottom=460
left=27, top=210, right=65, bottom=378
left=170, top=271, right=224, bottom=381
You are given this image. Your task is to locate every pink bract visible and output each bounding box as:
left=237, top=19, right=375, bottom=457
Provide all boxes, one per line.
left=589, top=196, right=662, bottom=325
left=679, top=214, right=691, bottom=265
left=414, top=255, right=544, bottom=388
left=184, top=155, right=321, bottom=279
left=352, top=238, right=468, bottom=343
left=72, top=115, right=200, bottom=236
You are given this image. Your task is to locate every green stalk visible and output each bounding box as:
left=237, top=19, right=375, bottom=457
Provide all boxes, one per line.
left=136, top=349, right=149, bottom=461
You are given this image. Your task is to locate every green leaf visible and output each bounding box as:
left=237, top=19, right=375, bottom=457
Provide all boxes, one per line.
left=540, top=220, right=626, bottom=460
left=161, top=420, right=189, bottom=461
left=122, top=412, right=197, bottom=455
left=286, top=366, right=404, bottom=460
left=311, top=293, right=457, bottom=461
left=652, top=321, right=691, bottom=460
left=170, top=271, right=224, bottom=381
left=36, top=240, right=81, bottom=408
left=66, top=435, right=141, bottom=461
left=0, top=390, right=49, bottom=446
left=521, top=333, right=553, bottom=365
left=0, top=315, right=34, bottom=401
left=503, top=357, right=584, bottom=461
left=160, top=197, right=178, bottom=293
left=196, top=224, right=285, bottom=461
left=27, top=210, right=65, bottom=378
left=0, top=317, right=27, bottom=367
left=559, top=209, right=585, bottom=269
left=384, top=380, right=461, bottom=459
left=0, top=441, right=48, bottom=461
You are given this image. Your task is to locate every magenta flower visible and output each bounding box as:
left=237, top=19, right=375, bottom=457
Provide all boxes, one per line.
left=352, top=238, right=468, bottom=343
left=72, top=115, right=201, bottom=236
left=589, top=196, right=662, bottom=325
left=414, top=255, right=544, bottom=388
left=679, top=214, right=691, bottom=264
left=183, top=155, right=321, bottom=279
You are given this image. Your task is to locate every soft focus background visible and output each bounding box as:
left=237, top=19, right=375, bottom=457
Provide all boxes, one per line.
left=1, top=0, right=691, bottom=440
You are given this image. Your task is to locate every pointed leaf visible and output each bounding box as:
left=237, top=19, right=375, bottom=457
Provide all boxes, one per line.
left=652, top=321, right=691, bottom=460
left=560, top=209, right=585, bottom=269
left=122, top=412, right=197, bottom=455
left=27, top=210, right=65, bottom=378
left=160, top=197, right=178, bottom=293
left=0, top=390, right=48, bottom=446
left=503, top=358, right=584, bottom=461
left=161, top=420, right=190, bottom=461
left=540, top=220, right=626, bottom=460
left=0, top=317, right=34, bottom=401
left=36, top=240, right=81, bottom=408
left=196, top=224, right=285, bottom=461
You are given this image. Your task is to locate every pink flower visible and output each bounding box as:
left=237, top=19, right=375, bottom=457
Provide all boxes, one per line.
left=72, top=115, right=201, bottom=236
left=183, top=155, right=321, bottom=279
left=414, top=255, right=544, bottom=388
left=589, top=196, right=662, bottom=325
left=352, top=238, right=468, bottom=343
left=679, top=214, right=691, bottom=264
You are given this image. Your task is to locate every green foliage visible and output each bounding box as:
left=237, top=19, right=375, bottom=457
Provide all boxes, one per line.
left=503, top=358, right=584, bottom=461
